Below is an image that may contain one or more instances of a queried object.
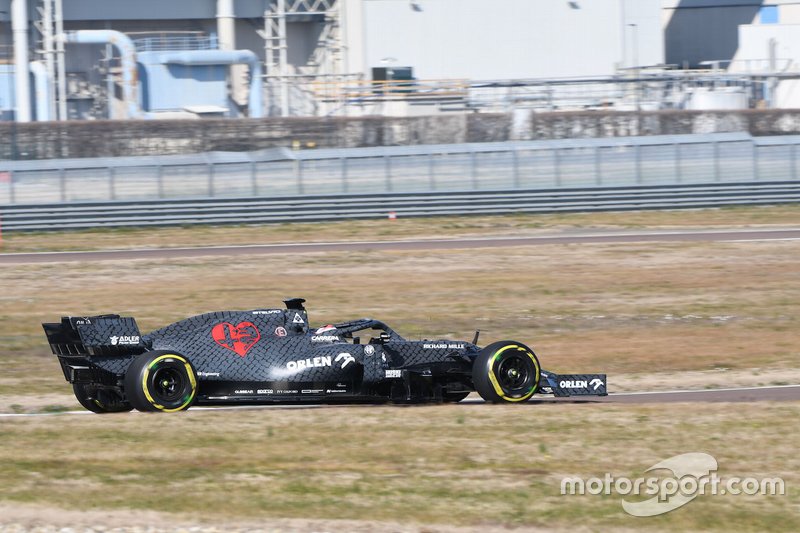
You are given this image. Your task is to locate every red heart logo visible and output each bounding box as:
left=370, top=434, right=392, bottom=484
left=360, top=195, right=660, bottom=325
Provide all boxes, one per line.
left=211, top=321, right=261, bottom=357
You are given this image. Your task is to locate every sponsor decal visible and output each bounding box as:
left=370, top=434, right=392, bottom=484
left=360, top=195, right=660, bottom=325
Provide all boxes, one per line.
left=558, top=378, right=605, bottom=390
left=74, top=317, right=92, bottom=325
left=286, top=356, right=332, bottom=371
left=197, top=371, right=221, bottom=378
left=312, top=335, right=340, bottom=343
left=364, top=345, right=375, bottom=356
left=385, top=369, right=402, bottom=378
left=423, top=343, right=465, bottom=350
left=292, top=313, right=305, bottom=324
left=110, top=335, right=140, bottom=346
left=326, top=389, right=348, bottom=394
left=335, top=352, right=356, bottom=369
left=274, top=326, right=287, bottom=337
left=234, top=389, right=254, bottom=395
left=277, top=389, right=298, bottom=394
left=314, top=325, right=337, bottom=334
left=252, top=310, right=282, bottom=315
left=301, top=389, right=324, bottom=394
left=257, top=389, right=273, bottom=394
left=211, top=321, right=261, bottom=357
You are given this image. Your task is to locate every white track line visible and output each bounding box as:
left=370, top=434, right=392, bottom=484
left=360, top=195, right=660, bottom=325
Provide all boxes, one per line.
left=608, top=384, right=800, bottom=396
left=1, top=384, right=797, bottom=418
left=728, top=238, right=800, bottom=243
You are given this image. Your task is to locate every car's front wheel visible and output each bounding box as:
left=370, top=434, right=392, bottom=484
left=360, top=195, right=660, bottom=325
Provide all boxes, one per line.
left=472, top=341, right=540, bottom=403
left=124, top=351, right=197, bottom=412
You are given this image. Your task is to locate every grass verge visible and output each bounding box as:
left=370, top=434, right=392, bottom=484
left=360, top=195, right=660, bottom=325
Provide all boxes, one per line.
left=0, top=402, right=797, bottom=531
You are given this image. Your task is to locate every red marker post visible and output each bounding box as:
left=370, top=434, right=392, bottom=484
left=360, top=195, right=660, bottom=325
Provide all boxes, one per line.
left=388, top=211, right=397, bottom=221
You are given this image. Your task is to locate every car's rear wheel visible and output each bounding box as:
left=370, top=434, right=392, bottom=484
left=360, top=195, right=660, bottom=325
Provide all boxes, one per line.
left=472, top=341, right=540, bottom=403
left=124, top=351, right=197, bottom=412
left=72, top=383, right=133, bottom=413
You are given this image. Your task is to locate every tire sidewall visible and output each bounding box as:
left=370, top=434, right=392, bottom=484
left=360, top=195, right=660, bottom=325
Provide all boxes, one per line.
left=124, top=351, right=197, bottom=412
left=472, top=341, right=540, bottom=403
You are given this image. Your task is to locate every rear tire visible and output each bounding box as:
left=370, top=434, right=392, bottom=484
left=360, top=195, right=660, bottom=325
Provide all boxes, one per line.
left=72, top=383, right=133, bottom=414
left=472, top=341, right=540, bottom=403
left=124, top=351, right=197, bottom=412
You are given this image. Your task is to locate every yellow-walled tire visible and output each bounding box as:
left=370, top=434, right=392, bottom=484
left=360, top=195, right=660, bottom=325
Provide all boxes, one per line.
left=472, top=341, right=540, bottom=403
left=124, top=351, right=197, bottom=413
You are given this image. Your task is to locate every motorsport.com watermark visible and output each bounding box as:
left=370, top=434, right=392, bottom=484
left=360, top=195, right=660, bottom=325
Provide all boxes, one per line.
left=560, top=453, right=785, bottom=517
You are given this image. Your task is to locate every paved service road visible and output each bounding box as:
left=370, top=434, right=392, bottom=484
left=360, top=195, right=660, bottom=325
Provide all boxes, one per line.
left=1, top=228, right=799, bottom=264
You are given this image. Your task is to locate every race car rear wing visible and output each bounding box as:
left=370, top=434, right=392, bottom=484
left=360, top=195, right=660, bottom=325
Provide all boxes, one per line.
left=42, top=315, right=146, bottom=358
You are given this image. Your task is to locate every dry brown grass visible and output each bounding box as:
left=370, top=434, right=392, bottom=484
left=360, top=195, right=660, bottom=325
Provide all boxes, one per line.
left=0, top=402, right=797, bottom=531
left=2, top=205, right=800, bottom=253
left=0, top=208, right=798, bottom=531
left=1, top=238, right=798, bottom=402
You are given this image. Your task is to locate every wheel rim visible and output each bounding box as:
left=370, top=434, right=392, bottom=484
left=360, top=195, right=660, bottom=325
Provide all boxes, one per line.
left=151, top=367, right=185, bottom=403
left=495, top=352, right=536, bottom=396
left=144, top=356, right=196, bottom=410
left=497, top=355, right=530, bottom=390
left=490, top=346, right=538, bottom=399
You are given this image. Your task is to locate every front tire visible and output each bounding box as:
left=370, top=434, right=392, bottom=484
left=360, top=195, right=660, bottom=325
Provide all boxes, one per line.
left=72, top=383, right=133, bottom=414
left=124, top=351, right=197, bottom=412
left=472, top=341, right=540, bottom=403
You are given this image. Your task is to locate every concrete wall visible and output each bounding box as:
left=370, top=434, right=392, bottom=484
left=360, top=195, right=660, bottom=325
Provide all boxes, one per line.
left=358, top=0, right=663, bottom=80
left=733, top=23, right=800, bottom=108
left=6, top=110, right=800, bottom=160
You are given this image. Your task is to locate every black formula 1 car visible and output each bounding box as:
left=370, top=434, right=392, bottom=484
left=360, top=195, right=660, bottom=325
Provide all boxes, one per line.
left=43, top=298, right=607, bottom=413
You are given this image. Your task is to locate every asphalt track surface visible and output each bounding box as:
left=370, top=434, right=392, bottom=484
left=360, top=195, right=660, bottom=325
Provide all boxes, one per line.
left=1, top=228, right=799, bottom=264
left=0, top=385, right=797, bottom=418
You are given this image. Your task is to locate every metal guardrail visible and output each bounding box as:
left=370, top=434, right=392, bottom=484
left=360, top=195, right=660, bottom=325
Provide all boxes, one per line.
left=2, top=182, right=799, bottom=232
left=3, top=133, right=798, bottom=207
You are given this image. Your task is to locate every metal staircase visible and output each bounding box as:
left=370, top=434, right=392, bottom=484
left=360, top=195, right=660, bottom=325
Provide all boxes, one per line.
left=262, top=0, right=344, bottom=116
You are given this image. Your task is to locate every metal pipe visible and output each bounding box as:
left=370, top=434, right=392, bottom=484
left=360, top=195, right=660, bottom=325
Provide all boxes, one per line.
left=11, top=0, right=31, bottom=122
left=157, top=50, right=263, bottom=118
left=60, top=30, right=142, bottom=119
left=29, top=61, right=52, bottom=121
left=55, top=0, right=66, bottom=120
left=217, top=0, right=246, bottom=109
left=42, top=0, right=57, bottom=121
left=216, top=0, right=235, bottom=50
left=277, top=0, right=288, bottom=116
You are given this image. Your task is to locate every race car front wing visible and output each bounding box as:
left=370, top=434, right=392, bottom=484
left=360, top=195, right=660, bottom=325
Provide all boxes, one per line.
left=539, top=371, right=608, bottom=396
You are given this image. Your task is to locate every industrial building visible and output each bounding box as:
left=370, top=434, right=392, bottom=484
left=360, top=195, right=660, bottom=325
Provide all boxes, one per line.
left=0, top=0, right=798, bottom=122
